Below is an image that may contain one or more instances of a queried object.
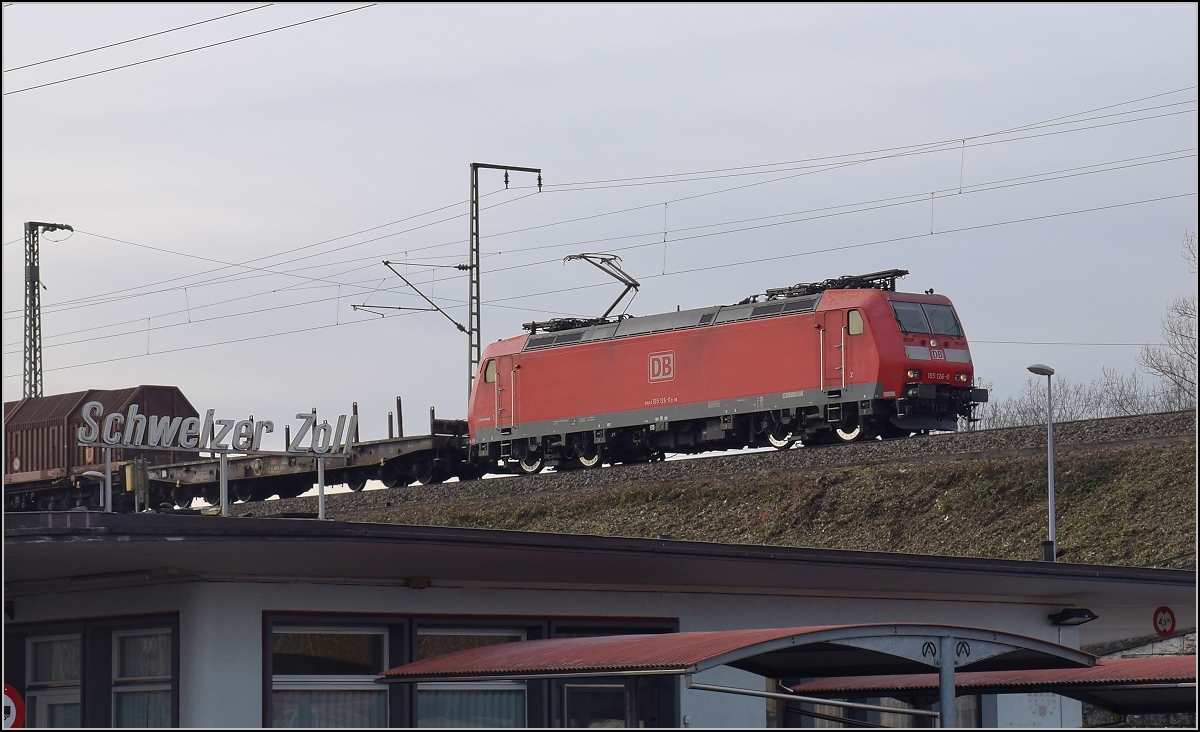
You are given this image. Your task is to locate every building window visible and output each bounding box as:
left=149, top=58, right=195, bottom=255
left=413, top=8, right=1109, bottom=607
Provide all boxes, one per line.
left=415, top=629, right=526, bottom=728
left=562, top=682, right=624, bottom=728
left=112, top=629, right=173, bottom=727
left=270, top=627, right=389, bottom=728
left=549, top=623, right=677, bottom=728
left=26, top=634, right=81, bottom=728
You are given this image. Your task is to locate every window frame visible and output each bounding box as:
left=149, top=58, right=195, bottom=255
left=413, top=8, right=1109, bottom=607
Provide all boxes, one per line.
left=847, top=309, right=864, bottom=336
left=25, top=633, right=83, bottom=729
left=5, top=613, right=179, bottom=728
left=110, top=627, right=174, bottom=728
left=26, top=633, right=82, bottom=689
left=414, top=627, right=529, bottom=728
left=27, top=686, right=83, bottom=729
left=484, top=359, right=497, bottom=384
left=890, top=301, right=932, bottom=334
left=921, top=303, right=963, bottom=337
left=548, top=621, right=678, bottom=728
left=267, top=624, right=392, bottom=728
left=261, top=613, right=677, bottom=729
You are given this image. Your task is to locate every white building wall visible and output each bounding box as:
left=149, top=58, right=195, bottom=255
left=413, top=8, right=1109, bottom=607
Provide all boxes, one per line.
left=176, top=584, right=266, bottom=728
left=985, top=693, right=1083, bottom=728
left=11, top=580, right=1088, bottom=728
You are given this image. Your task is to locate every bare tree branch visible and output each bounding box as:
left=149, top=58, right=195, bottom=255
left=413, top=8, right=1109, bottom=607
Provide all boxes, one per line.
left=1138, top=231, right=1197, bottom=405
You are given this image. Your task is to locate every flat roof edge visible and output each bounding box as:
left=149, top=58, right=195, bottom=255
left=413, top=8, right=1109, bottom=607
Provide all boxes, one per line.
left=4, top=511, right=1195, bottom=585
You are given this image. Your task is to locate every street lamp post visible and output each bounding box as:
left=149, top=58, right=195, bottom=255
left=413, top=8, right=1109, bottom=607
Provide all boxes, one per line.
left=1027, top=364, right=1056, bottom=561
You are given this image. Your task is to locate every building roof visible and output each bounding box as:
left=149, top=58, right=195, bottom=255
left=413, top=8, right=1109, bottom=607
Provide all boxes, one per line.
left=378, top=624, right=1095, bottom=682
left=790, top=654, right=1197, bottom=715
left=5, top=511, right=1194, bottom=649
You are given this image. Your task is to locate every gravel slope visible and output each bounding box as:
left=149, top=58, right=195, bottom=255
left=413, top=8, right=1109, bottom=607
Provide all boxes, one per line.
left=233, top=410, right=1196, bottom=567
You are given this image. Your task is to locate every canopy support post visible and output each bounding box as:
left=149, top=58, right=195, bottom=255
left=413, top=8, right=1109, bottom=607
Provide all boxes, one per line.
left=939, top=635, right=956, bottom=727
left=624, top=677, right=640, bottom=728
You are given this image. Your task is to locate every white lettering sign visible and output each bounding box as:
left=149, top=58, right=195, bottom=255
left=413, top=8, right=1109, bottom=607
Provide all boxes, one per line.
left=76, top=402, right=356, bottom=454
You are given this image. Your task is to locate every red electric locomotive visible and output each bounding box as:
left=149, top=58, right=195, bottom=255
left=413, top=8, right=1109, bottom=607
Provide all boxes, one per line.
left=467, top=269, right=987, bottom=473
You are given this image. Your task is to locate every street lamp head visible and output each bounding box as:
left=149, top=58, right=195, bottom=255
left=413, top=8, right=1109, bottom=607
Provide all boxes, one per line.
left=1027, top=363, right=1055, bottom=376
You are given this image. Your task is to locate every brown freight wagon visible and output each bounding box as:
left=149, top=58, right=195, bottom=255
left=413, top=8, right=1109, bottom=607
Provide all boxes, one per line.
left=4, top=385, right=199, bottom=509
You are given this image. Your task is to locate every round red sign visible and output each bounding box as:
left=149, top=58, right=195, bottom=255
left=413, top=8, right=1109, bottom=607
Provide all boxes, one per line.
left=2, top=683, right=24, bottom=729
left=1153, top=606, right=1176, bottom=638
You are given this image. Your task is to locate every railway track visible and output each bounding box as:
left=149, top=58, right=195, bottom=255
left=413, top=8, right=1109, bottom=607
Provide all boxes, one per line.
left=231, top=410, right=1195, bottom=519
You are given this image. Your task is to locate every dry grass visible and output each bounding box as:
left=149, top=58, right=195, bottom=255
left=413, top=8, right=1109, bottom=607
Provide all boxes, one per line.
left=334, top=441, right=1196, bottom=568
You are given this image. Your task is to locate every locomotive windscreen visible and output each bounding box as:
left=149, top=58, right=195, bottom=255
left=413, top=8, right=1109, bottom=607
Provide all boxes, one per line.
left=923, top=304, right=962, bottom=336
left=891, top=302, right=962, bottom=336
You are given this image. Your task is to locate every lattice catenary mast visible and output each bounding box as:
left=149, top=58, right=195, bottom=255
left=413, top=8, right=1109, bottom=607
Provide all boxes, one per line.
left=468, top=163, right=540, bottom=397
left=23, top=221, right=72, bottom=398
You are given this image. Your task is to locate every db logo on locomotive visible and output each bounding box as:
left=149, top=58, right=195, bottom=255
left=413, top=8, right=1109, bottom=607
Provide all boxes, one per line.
left=649, top=351, right=675, bottom=382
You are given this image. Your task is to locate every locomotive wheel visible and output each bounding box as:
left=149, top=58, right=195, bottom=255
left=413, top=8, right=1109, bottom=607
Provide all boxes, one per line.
left=879, top=424, right=914, bottom=440
left=834, top=424, right=863, bottom=442
left=577, top=444, right=603, bottom=468
left=517, top=453, right=545, bottom=475
left=766, top=426, right=795, bottom=450
left=457, top=465, right=484, bottom=482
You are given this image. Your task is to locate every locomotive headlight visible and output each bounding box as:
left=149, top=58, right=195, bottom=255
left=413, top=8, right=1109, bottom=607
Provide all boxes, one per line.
left=955, top=373, right=970, bottom=383
left=929, top=338, right=939, bottom=348
left=906, top=369, right=921, bottom=379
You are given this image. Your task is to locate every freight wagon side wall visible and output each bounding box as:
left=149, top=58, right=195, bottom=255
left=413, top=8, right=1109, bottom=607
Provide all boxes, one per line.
left=6, top=418, right=71, bottom=474
left=4, top=386, right=200, bottom=478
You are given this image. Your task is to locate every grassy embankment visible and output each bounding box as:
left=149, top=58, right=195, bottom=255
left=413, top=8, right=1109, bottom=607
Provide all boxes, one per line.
left=335, top=440, right=1196, bottom=568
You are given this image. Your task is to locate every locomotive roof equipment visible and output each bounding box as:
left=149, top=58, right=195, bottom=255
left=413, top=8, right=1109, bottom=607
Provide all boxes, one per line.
left=523, top=253, right=641, bottom=334
left=747, top=268, right=910, bottom=304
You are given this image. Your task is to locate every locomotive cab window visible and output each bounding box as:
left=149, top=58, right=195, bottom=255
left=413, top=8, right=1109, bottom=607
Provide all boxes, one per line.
left=891, top=301, right=931, bottom=333
left=848, top=310, right=864, bottom=336
left=483, top=359, right=497, bottom=384
left=922, top=304, right=962, bottom=336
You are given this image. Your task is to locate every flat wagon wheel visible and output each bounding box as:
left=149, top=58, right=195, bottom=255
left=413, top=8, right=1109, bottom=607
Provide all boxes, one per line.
left=201, top=484, right=221, bottom=506
left=346, top=477, right=366, bottom=492
left=381, top=472, right=412, bottom=489
left=233, top=481, right=257, bottom=503
left=412, top=458, right=445, bottom=486
left=171, top=486, right=194, bottom=510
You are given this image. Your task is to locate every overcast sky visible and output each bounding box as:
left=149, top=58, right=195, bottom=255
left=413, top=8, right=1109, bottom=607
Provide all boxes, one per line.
left=3, top=3, right=1196, bottom=447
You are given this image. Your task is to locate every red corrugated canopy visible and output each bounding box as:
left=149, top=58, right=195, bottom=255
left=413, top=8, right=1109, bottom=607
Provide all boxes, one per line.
left=383, top=626, right=837, bottom=680
left=793, top=655, right=1195, bottom=693
left=790, top=655, right=1197, bottom=715
left=379, top=624, right=1094, bottom=683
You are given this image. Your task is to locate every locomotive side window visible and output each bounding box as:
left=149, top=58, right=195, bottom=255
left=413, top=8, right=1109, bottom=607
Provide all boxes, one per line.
left=922, top=304, right=963, bottom=336
left=848, top=310, right=864, bottom=336
left=484, top=359, right=497, bottom=384
left=891, top=302, right=931, bottom=333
